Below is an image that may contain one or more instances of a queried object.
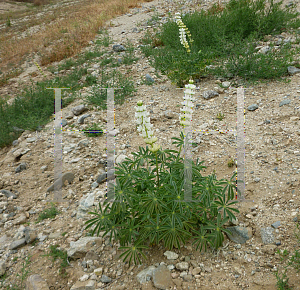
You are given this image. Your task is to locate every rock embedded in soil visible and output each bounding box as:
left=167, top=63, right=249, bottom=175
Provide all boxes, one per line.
left=26, top=274, right=50, bottom=290
left=152, top=264, right=174, bottom=289
left=260, top=227, right=275, bottom=244
left=226, top=226, right=252, bottom=244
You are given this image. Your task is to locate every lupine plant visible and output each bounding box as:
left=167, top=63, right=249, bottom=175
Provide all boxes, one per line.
left=84, top=80, right=242, bottom=265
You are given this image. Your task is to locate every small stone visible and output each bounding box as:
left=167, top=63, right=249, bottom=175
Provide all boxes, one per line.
left=222, top=81, right=231, bottom=88
left=279, top=99, right=291, bottom=107
left=113, top=44, right=126, bottom=52
left=78, top=114, right=91, bottom=124
left=145, top=73, right=154, bottom=83
left=176, top=262, right=189, bottom=271
left=26, top=137, right=36, bottom=143
left=61, top=119, right=68, bottom=127
left=254, top=177, right=260, bottom=183
left=101, top=275, right=111, bottom=283
left=261, top=227, right=275, bottom=244
left=79, top=274, right=89, bottom=282
left=203, top=90, right=219, bottom=100
left=72, top=104, right=87, bottom=116
left=94, top=267, right=103, bottom=276
left=15, top=163, right=27, bottom=173
left=152, top=264, right=174, bottom=289
left=0, top=189, right=17, bottom=199
left=271, top=221, right=281, bottom=229
left=247, top=104, right=258, bottom=111
left=164, top=251, right=178, bottom=260
left=226, top=226, right=252, bottom=244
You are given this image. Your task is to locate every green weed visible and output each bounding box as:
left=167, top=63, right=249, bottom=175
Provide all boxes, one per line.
left=141, top=0, right=300, bottom=86
left=43, top=245, right=69, bottom=276
left=36, top=203, right=60, bottom=223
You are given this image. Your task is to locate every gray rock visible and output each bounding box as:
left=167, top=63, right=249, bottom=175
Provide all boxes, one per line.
left=12, top=140, right=19, bottom=146
left=279, top=99, right=291, bottom=107
left=247, top=104, right=258, bottom=111
left=77, top=192, right=95, bottom=219
left=96, top=169, right=115, bottom=184
left=46, top=172, right=75, bottom=192
left=40, top=165, right=48, bottom=172
left=78, top=114, right=91, bottom=124
left=9, top=238, right=26, bottom=250
left=271, top=221, right=281, bottom=229
left=288, top=66, right=300, bottom=75
left=164, top=251, right=178, bottom=260
left=13, top=126, right=24, bottom=133
left=67, top=237, right=103, bottom=259
left=48, top=232, right=62, bottom=239
left=70, top=280, right=95, bottom=290
left=254, top=177, right=260, bottom=183
left=183, top=274, right=193, bottom=281
left=26, top=274, right=50, bottom=290
left=203, top=90, right=219, bottom=100
left=15, top=162, right=27, bottom=173
left=0, top=260, right=6, bottom=276
left=145, top=73, right=154, bottom=83
left=100, top=275, right=112, bottom=283
left=136, top=266, right=156, bottom=284
left=113, top=44, right=126, bottom=52
left=226, top=226, right=252, bottom=244
left=152, top=264, right=174, bottom=289
left=61, top=119, right=68, bottom=127
left=37, top=233, right=47, bottom=242
left=176, top=262, right=189, bottom=271
left=222, top=81, right=231, bottom=88
left=0, top=189, right=17, bottom=199
left=261, top=227, right=275, bottom=244
left=78, top=139, right=90, bottom=147
left=24, top=228, right=37, bottom=244
left=13, top=214, right=27, bottom=225
left=26, top=137, right=36, bottom=143
left=72, top=104, right=87, bottom=116
left=91, top=182, right=98, bottom=189
left=115, top=154, right=127, bottom=164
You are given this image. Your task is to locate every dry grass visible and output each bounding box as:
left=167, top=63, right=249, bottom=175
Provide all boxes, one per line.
left=0, top=0, right=153, bottom=79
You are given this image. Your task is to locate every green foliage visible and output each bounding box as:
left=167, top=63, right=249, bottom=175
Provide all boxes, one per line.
left=36, top=203, right=60, bottom=223
left=95, top=29, right=110, bottom=47
left=84, top=68, right=136, bottom=110
left=274, top=223, right=300, bottom=289
left=227, top=158, right=235, bottom=168
left=216, top=112, right=225, bottom=121
left=85, top=131, right=242, bottom=265
left=141, top=0, right=300, bottom=86
left=84, top=123, right=103, bottom=137
left=0, top=255, right=32, bottom=290
left=43, top=245, right=69, bottom=276
left=6, top=16, right=11, bottom=27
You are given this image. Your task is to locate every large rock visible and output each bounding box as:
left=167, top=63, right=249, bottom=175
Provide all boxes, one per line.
left=67, top=237, right=103, bottom=259
left=72, top=104, right=88, bottom=116
left=47, top=172, right=75, bottom=192
left=26, top=274, right=50, bottom=290
left=152, top=265, right=174, bottom=289
left=136, top=266, right=156, bottom=284
left=0, top=189, right=17, bottom=199
left=226, top=226, right=252, bottom=244
left=288, top=66, right=300, bottom=75
left=9, top=238, right=26, bottom=250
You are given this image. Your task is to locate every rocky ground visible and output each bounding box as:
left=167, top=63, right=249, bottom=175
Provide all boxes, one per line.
left=0, top=0, right=300, bottom=289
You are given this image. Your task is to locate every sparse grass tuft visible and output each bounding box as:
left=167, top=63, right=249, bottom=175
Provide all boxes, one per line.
left=36, top=203, right=60, bottom=223
left=43, top=245, right=69, bottom=276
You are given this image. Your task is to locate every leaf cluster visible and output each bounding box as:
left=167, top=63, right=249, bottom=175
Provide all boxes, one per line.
left=85, top=132, right=242, bottom=265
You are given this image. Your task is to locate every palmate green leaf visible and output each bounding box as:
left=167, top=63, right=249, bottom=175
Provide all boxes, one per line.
left=141, top=190, right=168, bottom=216
left=192, top=225, right=211, bottom=252
left=159, top=216, right=192, bottom=250
left=84, top=202, right=111, bottom=237
left=203, top=213, right=230, bottom=249
left=118, top=216, right=141, bottom=246
left=214, top=193, right=240, bottom=221
left=139, top=214, right=162, bottom=246
left=119, top=242, right=148, bottom=266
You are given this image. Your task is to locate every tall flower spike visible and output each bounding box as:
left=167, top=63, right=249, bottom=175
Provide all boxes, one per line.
left=174, top=12, right=193, bottom=53
left=179, top=79, right=196, bottom=127
left=135, top=100, right=160, bottom=152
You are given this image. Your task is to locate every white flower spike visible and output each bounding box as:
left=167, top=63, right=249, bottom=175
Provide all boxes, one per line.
left=135, top=100, right=160, bottom=152
left=179, top=79, right=196, bottom=127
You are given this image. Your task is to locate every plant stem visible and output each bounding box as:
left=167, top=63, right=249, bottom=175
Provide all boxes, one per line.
left=155, top=151, right=159, bottom=188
